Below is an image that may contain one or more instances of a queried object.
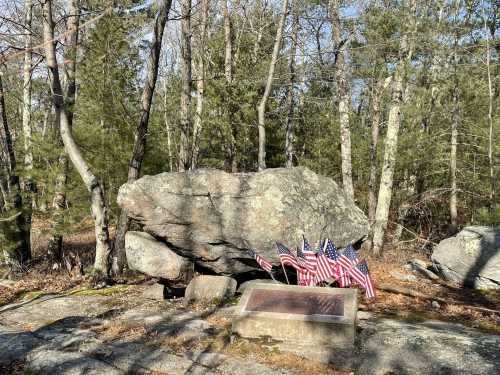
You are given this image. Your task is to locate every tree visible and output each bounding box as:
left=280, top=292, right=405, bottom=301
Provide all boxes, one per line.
left=284, top=0, right=299, bottom=168
left=329, top=0, right=353, bottom=198
left=191, top=0, right=209, bottom=170
left=371, top=0, right=417, bottom=256
left=257, top=0, right=289, bottom=170
left=47, top=0, right=80, bottom=262
left=179, top=0, right=192, bottom=171
left=112, top=0, right=173, bottom=275
left=0, top=72, right=31, bottom=270
left=42, top=0, right=111, bottom=274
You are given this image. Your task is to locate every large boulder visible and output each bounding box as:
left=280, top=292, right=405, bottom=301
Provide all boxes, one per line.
left=118, top=167, right=368, bottom=274
left=431, top=226, right=500, bottom=289
left=125, top=231, right=193, bottom=280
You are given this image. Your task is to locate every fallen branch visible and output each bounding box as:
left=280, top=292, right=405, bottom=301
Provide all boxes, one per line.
left=378, top=282, right=500, bottom=316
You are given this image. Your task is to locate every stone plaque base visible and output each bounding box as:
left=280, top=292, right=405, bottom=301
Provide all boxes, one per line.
left=232, top=283, right=358, bottom=349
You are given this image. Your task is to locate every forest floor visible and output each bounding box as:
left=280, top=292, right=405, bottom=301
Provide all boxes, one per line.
left=1, top=227, right=500, bottom=374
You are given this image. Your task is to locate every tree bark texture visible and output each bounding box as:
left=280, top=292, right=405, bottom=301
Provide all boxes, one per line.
left=178, top=0, right=192, bottom=171
left=42, top=0, right=111, bottom=274
left=48, top=0, right=80, bottom=262
left=371, top=1, right=416, bottom=255
left=257, top=0, right=289, bottom=171
left=191, top=0, right=209, bottom=170
left=112, top=0, right=173, bottom=275
left=285, top=0, right=299, bottom=168
left=0, top=74, right=31, bottom=269
left=329, top=0, right=354, bottom=199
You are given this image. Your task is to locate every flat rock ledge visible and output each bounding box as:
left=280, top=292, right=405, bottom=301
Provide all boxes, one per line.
left=1, top=287, right=499, bottom=374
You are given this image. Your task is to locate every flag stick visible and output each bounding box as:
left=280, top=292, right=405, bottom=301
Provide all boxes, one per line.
left=280, top=261, right=290, bottom=284
left=268, top=271, right=279, bottom=283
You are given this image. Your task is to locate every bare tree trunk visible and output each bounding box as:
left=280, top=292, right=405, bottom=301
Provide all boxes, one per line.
left=22, top=0, right=35, bottom=204
left=449, top=76, right=459, bottom=234
left=164, top=78, right=173, bottom=172
left=178, top=0, right=192, bottom=171
left=112, top=0, right=173, bottom=275
left=371, top=2, right=416, bottom=256
left=191, top=0, right=208, bottom=170
left=285, top=0, right=299, bottom=168
left=0, top=73, right=31, bottom=269
left=42, top=0, right=111, bottom=274
left=329, top=0, right=353, bottom=199
left=47, top=0, right=80, bottom=263
left=368, top=77, right=390, bottom=225
left=222, top=0, right=238, bottom=172
left=257, top=0, right=289, bottom=171
left=482, top=1, right=495, bottom=212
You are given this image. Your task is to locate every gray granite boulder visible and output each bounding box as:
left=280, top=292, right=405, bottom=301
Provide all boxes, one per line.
left=431, top=226, right=500, bottom=289
left=117, top=167, right=368, bottom=274
left=184, top=275, right=237, bottom=304
left=125, top=231, right=193, bottom=280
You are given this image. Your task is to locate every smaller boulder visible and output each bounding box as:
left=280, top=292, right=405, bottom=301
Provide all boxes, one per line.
left=432, top=226, right=500, bottom=289
left=125, top=231, right=192, bottom=280
left=184, top=275, right=237, bottom=304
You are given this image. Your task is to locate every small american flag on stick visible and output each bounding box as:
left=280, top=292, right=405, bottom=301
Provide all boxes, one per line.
left=357, top=260, right=376, bottom=298
left=302, top=235, right=318, bottom=271
left=338, top=244, right=360, bottom=271
left=276, top=242, right=300, bottom=269
left=248, top=249, right=273, bottom=273
left=315, top=239, right=339, bottom=283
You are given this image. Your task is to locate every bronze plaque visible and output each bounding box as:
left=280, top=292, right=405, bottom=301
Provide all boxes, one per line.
left=244, top=288, right=344, bottom=316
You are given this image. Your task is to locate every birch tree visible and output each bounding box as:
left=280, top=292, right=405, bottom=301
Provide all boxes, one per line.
left=329, top=0, right=353, bottom=199
left=191, top=0, right=209, bottom=170
left=22, top=0, right=34, bottom=202
left=47, top=0, right=80, bottom=262
left=42, top=0, right=111, bottom=274
left=285, top=0, right=299, bottom=168
left=112, top=0, right=173, bottom=274
left=371, top=1, right=416, bottom=256
left=257, top=0, right=289, bottom=171
left=178, top=0, right=192, bottom=171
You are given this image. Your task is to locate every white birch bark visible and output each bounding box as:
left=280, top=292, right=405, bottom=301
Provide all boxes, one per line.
left=191, top=0, right=209, bottom=170
left=178, top=0, right=192, bottom=171
left=482, top=1, right=495, bottom=212
left=22, top=0, right=34, bottom=193
left=42, top=0, right=111, bottom=274
left=257, top=0, right=289, bottom=171
left=371, top=1, right=416, bottom=255
left=329, top=0, right=353, bottom=199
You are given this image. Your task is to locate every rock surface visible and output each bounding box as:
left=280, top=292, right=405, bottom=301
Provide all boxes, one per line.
left=356, top=316, right=500, bottom=375
left=1, top=285, right=499, bottom=374
left=184, top=275, right=237, bottom=304
left=126, top=231, right=193, bottom=280
left=432, top=226, right=500, bottom=289
left=117, top=167, right=368, bottom=274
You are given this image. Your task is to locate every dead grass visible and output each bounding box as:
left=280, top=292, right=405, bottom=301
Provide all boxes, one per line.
left=360, top=247, right=500, bottom=334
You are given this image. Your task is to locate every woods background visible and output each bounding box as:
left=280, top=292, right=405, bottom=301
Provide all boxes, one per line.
left=0, top=0, right=498, bottom=276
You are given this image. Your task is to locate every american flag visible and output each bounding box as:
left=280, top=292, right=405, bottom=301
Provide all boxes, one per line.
left=276, top=242, right=299, bottom=269
left=315, top=239, right=339, bottom=283
left=297, top=268, right=315, bottom=286
left=301, top=235, right=318, bottom=272
left=248, top=249, right=273, bottom=273
left=338, top=244, right=360, bottom=271
left=297, top=246, right=316, bottom=273
left=357, top=260, right=376, bottom=298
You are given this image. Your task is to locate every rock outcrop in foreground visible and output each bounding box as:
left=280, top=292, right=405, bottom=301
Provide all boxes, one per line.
left=118, top=167, right=368, bottom=275
left=432, top=226, right=500, bottom=289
